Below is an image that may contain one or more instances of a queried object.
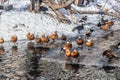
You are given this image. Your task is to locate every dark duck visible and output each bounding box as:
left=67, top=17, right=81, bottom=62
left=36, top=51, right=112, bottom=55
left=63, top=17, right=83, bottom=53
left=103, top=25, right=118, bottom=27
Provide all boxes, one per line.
left=72, top=24, right=84, bottom=34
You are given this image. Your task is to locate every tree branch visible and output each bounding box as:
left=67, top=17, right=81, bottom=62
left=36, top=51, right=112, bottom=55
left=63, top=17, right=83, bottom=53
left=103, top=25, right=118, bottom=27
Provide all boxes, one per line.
left=70, top=10, right=120, bottom=18
left=44, top=0, right=74, bottom=10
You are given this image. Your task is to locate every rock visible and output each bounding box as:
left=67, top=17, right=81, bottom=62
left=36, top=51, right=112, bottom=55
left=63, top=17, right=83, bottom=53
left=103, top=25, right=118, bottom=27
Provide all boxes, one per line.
left=36, top=77, right=47, bottom=80
left=20, top=77, right=28, bottom=80
left=0, top=74, right=7, bottom=79
left=91, top=30, right=112, bottom=38
left=0, top=4, right=13, bottom=11
left=15, top=71, right=25, bottom=77
left=11, top=62, right=19, bottom=68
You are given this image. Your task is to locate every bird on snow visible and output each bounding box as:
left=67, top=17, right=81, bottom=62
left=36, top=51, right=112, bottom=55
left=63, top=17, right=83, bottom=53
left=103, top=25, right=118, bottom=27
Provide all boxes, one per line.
left=72, top=24, right=84, bottom=34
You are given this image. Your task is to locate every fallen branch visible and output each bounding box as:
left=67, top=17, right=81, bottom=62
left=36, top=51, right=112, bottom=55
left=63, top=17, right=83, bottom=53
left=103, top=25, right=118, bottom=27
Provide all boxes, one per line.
left=45, top=0, right=74, bottom=10
left=43, top=0, right=120, bottom=23
left=53, top=10, right=68, bottom=23
left=45, top=0, right=70, bottom=23
left=70, top=10, right=120, bottom=18
left=115, top=0, right=120, bottom=2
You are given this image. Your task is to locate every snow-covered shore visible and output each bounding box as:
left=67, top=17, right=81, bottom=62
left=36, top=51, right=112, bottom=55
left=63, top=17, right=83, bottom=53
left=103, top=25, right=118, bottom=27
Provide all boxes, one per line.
left=0, top=0, right=79, bottom=41
left=0, top=11, right=78, bottom=41
left=0, top=0, right=120, bottom=42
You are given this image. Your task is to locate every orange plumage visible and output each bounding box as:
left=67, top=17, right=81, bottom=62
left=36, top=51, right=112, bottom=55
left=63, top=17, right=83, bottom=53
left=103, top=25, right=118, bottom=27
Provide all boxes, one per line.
left=101, top=25, right=108, bottom=31
left=63, top=42, right=72, bottom=50
left=86, top=40, right=93, bottom=47
left=71, top=50, right=79, bottom=58
left=49, top=31, right=58, bottom=40
left=41, top=34, right=49, bottom=43
left=76, top=38, right=84, bottom=45
left=11, top=35, right=17, bottom=43
left=26, top=32, right=35, bottom=41
left=105, top=20, right=114, bottom=26
left=65, top=49, right=71, bottom=57
left=0, top=38, right=4, bottom=44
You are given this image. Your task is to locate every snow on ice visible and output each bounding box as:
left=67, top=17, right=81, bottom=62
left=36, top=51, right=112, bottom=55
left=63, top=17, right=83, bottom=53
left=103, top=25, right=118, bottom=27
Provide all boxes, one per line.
left=0, top=0, right=120, bottom=42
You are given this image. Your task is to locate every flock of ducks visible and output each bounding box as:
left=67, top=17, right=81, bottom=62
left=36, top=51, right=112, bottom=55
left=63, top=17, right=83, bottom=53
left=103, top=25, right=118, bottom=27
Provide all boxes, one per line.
left=100, top=20, right=114, bottom=31
left=26, top=31, right=59, bottom=44
left=0, top=35, right=18, bottom=44
left=63, top=18, right=116, bottom=60
left=62, top=38, right=93, bottom=59
left=0, top=19, right=118, bottom=61
left=97, top=16, right=114, bottom=31
left=0, top=30, right=93, bottom=58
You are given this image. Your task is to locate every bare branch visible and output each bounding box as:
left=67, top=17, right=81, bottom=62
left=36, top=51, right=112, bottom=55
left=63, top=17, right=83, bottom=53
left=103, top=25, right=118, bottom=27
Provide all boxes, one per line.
left=70, top=10, right=120, bottom=18
left=44, top=0, right=74, bottom=10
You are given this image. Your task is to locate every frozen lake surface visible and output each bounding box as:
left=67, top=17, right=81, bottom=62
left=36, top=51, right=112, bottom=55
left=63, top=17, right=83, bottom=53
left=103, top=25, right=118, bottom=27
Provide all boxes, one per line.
left=0, top=0, right=120, bottom=80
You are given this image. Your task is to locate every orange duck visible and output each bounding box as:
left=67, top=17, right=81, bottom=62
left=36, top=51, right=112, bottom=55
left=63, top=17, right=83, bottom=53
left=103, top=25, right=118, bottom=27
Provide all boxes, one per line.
left=76, top=37, right=84, bottom=49
left=101, top=20, right=114, bottom=31
left=63, top=42, right=72, bottom=50
left=65, top=49, right=71, bottom=57
left=85, top=39, right=93, bottom=50
left=11, top=35, right=18, bottom=43
left=48, top=31, right=58, bottom=42
left=35, top=35, right=41, bottom=44
left=105, top=20, right=114, bottom=27
left=71, top=50, right=79, bottom=58
left=0, top=37, right=4, bottom=44
left=101, top=24, right=109, bottom=31
left=26, top=32, right=35, bottom=41
left=41, top=34, right=49, bottom=43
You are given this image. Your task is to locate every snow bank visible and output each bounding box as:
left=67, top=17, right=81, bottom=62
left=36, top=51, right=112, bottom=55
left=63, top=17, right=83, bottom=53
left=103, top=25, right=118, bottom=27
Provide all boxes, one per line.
left=0, top=0, right=81, bottom=41
left=0, top=11, right=78, bottom=41
left=0, top=0, right=120, bottom=42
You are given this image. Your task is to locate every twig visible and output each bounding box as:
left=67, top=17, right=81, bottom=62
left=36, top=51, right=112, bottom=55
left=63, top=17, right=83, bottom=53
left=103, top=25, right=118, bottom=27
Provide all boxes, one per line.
left=44, top=0, right=74, bottom=10
left=70, top=10, right=120, bottom=18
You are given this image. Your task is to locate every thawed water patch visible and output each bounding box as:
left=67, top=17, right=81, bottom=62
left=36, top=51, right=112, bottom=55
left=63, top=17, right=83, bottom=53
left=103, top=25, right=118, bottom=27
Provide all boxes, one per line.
left=0, top=39, right=120, bottom=80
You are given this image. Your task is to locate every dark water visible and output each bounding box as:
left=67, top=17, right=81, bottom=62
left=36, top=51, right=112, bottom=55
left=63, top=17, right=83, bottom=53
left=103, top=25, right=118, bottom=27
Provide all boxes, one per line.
left=0, top=41, right=120, bottom=80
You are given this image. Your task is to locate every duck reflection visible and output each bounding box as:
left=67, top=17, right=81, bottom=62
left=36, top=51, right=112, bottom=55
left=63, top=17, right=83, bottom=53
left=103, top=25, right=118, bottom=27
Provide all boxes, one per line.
left=28, top=46, right=42, bottom=80
left=35, top=47, right=42, bottom=54
left=34, top=45, right=49, bottom=54
left=27, top=42, right=35, bottom=54
left=12, top=45, right=18, bottom=52
left=27, top=42, right=51, bottom=79
left=0, top=46, right=5, bottom=55
left=62, top=63, right=80, bottom=73
left=0, top=46, right=5, bottom=62
left=103, top=66, right=116, bottom=73
left=28, top=53, right=40, bottom=80
left=102, top=50, right=117, bottom=62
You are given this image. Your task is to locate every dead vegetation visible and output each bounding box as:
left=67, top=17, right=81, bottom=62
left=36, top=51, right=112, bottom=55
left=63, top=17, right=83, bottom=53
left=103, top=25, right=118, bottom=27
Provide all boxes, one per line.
left=29, top=0, right=120, bottom=23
